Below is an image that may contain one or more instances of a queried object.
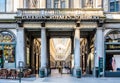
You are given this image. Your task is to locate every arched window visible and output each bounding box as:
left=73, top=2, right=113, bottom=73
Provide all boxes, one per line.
left=0, top=31, right=16, bottom=68
left=105, top=30, right=120, bottom=76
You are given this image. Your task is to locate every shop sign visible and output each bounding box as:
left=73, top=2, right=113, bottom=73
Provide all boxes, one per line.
left=22, top=14, right=99, bottom=20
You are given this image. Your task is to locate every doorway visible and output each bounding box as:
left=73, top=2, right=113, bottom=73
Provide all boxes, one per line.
left=25, top=29, right=41, bottom=76
left=80, top=30, right=95, bottom=77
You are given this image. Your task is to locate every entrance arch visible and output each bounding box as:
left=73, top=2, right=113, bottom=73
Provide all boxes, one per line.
left=0, top=30, right=16, bottom=68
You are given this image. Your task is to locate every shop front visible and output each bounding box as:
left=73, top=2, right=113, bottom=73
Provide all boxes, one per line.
left=0, top=31, right=16, bottom=68
left=105, top=30, right=120, bottom=77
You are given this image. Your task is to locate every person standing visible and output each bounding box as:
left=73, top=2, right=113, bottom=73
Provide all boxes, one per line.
left=112, top=56, right=116, bottom=72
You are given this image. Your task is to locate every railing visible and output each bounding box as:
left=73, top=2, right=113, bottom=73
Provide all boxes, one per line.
left=17, top=8, right=104, bottom=19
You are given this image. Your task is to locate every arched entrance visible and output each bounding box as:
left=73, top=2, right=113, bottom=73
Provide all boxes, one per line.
left=0, top=31, right=16, bottom=68
left=105, top=30, right=120, bottom=77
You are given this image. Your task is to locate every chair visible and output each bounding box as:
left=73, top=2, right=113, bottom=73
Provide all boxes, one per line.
left=0, top=68, right=8, bottom=79
left=9, top=69, right=18, bottom=79
left=23, top=69, right=31, bottom=77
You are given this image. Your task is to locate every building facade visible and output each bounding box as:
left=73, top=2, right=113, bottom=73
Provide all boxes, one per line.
left=0, top=0, right=120, bottom=77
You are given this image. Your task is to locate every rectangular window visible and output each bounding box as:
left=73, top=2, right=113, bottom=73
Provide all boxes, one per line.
left=61, top=0, right=65, bottom=8
left=46, top=0, right=52, bottom=8
left=0, top=0, right=5, bottom=12
left=110, top=0, right=120, bottom=12
left=0, top=0, right=14, bottom=12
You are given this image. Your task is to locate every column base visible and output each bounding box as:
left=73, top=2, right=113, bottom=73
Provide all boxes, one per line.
left=95, top=67, right=99, bottom=77
left=73, top=67, right=81, bottom=78
left=39, top=67, right=48, bottom=78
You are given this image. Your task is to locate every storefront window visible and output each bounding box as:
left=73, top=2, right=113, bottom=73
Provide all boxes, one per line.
left=105, top=30, right=120, bottom=72
left=0, top=31, right=16, bottom=68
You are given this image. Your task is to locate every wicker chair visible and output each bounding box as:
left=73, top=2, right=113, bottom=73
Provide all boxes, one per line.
left=0, top=68, right=8, bottom=79
left=9, top=69, right=18, bottom=79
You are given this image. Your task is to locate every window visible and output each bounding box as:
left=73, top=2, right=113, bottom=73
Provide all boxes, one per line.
left=46, top=0, right=52, bottom=8
left=54, top=0, right=59, bottom=8
left=46, top=0, right=66, bottom=8
left=0, top=0, right=5, bottom=12
left=110, top=0, right=120, bottom=12
left=61, top=0, right=65, bottom=8
left=0, top=0, right=14, bottom=12
left=0, top=31, right=16, bottom=68
left=105, top=30, right=120, bottom=73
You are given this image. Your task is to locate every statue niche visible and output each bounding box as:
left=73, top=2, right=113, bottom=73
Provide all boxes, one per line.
left=28, top=0, right=38, bottom=8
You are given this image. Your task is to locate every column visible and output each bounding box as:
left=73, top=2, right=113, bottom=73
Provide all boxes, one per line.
left=40, top=28, right=47, bottom=76
left=96, top=0, right=102, bottom=8
left=73, top=28, right=81, bottom=77
left=94, top=28, right=104, bottom=77
left=16, top=28, right=25, bottom=68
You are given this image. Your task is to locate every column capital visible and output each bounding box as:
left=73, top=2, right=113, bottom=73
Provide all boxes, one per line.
left=97, top=18, right=105, bottom=27
left=41, top=22, right=46, bottom=27
left=76, top=20, right=81, bottom=27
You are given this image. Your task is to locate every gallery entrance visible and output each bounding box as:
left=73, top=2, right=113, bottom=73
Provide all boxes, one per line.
left=47, top=31, right=74, bottom=77
left=80, top=29, right=96, bottom=77
left=24, top=29, right=41, bottom=76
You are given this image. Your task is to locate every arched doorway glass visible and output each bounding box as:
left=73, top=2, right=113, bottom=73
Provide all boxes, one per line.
left=105, top=30, right=120, bottom=77
left=0, top=31, right=16, bottom=68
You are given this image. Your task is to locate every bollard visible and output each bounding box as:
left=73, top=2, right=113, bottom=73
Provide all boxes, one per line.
left=95, top=67, right=99, bottom=77
left=76, top=69, right=81, bottom=78
left=39, top=68, right=45, bottom=78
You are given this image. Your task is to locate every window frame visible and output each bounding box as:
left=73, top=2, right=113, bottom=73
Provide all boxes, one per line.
left=0, top=0, right=14, bottom=13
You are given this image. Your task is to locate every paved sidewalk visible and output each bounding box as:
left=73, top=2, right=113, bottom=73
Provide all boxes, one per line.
left=0, top=70, right=120, bottom=83
left=0, top=76, right=120, bottom=83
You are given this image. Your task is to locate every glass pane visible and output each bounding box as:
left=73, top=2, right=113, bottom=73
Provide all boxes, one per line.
left=106, top=30, right=120, bottom=42
left=6, top=0, right=14, bottom=12
left=46, top=0, right=51, bottom=8
left=0, top=31, right=15, bottom=43
left=61, top=0, right=65, bottom=8
left=110, top=2, right=115, bottom=12
left=0, top=0, right=5, bottom=12
left=54, top=0, right=59, bottom=8
left=3, top=45, right=15, bottom=63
